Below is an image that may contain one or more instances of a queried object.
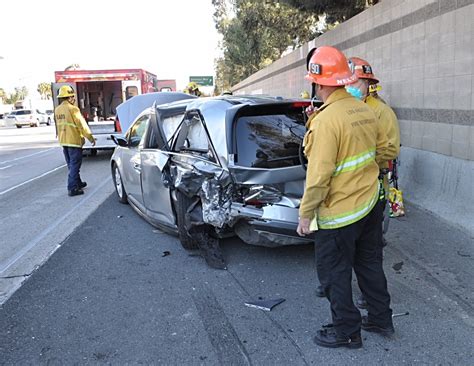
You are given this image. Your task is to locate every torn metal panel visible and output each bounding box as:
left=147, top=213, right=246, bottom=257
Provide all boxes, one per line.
left=244, top=185, right=281, bottom=204
left=228, top=165, right=306, bottom=185
left=172, top=160, right=234, bottom=228
left=200, top=179, right=233, bottom=228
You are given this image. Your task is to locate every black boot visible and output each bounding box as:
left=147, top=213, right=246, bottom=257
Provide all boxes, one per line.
left=68, top=188, right=84, bottom=196
left=361, top=316, right=395, bottom=336
left=315, top=284, right=326, bottom=298
left=313, top=328, right=362, bottom=349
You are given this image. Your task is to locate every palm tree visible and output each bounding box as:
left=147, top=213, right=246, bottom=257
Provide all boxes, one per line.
left=37, top=82, right=52, bottom=100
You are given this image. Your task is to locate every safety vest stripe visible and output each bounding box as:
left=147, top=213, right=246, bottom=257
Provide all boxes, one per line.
left=318, top=187, right=379, bottom=229
left=57, top=122, right=78, bottom=128
left=333, top=149, right=375, bottom=176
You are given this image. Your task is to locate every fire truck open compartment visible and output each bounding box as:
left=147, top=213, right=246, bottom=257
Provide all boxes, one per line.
left=76, top=81, right=123, bottom=122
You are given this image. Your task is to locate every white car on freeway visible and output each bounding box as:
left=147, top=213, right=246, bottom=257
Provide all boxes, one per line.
left=6, top=109, right=50, bottom=128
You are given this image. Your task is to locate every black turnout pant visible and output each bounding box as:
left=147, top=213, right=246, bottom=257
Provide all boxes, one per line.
left=315, top=201, right=393, bottom=338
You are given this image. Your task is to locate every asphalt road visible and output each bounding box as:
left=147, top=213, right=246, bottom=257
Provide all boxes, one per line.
left=0, top=125, right=115, bottom=304
left=1, top=190, right=473, bottom=364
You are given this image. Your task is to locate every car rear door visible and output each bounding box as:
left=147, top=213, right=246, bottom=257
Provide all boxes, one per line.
left=140, top=105, right=188, bottom=227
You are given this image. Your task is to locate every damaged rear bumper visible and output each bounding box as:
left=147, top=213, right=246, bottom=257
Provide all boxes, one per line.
left=231, top=203, right=314, bottom=247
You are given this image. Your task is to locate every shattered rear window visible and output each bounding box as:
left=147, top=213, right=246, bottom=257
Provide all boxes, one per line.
left=235, top=110, right=306, bottom=168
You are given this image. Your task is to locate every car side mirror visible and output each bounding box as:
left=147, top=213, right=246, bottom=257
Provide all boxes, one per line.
left=111, top=134, right=128, bottom=147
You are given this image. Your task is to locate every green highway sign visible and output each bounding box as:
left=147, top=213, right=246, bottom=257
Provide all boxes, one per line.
left=189, top=76, right=214, bottom=86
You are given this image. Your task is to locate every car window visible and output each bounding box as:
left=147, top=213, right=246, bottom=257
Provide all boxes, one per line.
left=128, top=114, right=150, bottom=148
left=234, top=110, right=306, bottom=168
left=46, top=110, right=53, bottom=114
left=174, top=113, right=209, bottom=152
left=16, top=110, right=32, bottom=115
left=146, top=113, right=184, bottom=149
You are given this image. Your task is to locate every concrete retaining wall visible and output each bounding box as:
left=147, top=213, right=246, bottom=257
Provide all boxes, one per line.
left=232, top=0, right=474, bottom=235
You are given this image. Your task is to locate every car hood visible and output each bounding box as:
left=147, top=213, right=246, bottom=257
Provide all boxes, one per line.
left=116, top=92, right=196, bottom=133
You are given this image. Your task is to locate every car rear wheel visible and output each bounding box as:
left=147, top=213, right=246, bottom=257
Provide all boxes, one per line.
left=175, top=191, right=199, bottom=250
left=112, top=163, right=128, bottom=204
left=16, top=125, right=21, bottom=128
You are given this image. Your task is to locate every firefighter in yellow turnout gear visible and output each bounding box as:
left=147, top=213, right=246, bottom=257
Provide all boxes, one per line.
left=297, top=46, right=397, bottom=349
left=346, top=57, right=400, bottom=193
left=345, top=57, right=401, bottom=309
left=54, top=85, right=95, bottom=196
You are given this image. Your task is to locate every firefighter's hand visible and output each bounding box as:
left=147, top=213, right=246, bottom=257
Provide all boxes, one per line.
left=91, top=138, right=96, bottom=147
left=297, top=217, right=311, bottom=236
left=305, top=105, right=315, bottom=117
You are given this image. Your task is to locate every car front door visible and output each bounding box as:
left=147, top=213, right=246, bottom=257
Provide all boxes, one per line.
left=121, top=113, right=150, bottom=208
left=140, top=107, right=187, bottom=227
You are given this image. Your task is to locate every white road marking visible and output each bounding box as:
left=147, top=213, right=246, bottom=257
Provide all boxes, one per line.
left=0, top=147, right=56, bottom=165
left=0, top=164, right=67, bottom=196
left=0, top=177, right=112, bottom=274
left=0, top=165, right=13, bottom=170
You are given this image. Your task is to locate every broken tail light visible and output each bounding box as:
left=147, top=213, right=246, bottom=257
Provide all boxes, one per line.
left=115, top=117, right=122, bottom=133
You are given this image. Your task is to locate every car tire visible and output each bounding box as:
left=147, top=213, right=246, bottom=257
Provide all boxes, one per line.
left=175, top=191, right=199, bottom=250
left=90, top=149, right=97, bottom=157
left=112, top=163, right=128, bottom=204
left=47, top=118, right=51, bottom=126
left=16, top=125, right=21, bottom=128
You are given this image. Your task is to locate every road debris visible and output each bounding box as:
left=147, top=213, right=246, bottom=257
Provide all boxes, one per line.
left=244, top=298, right=285, bottom=311
left=392, top=261, right=404, bottom=271
left=162, top=251, right=171, bottom=257
left=392, top=311, right=409, bottom=318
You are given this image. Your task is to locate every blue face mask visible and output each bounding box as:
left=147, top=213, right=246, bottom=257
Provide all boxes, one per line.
left=346, top=86, right=364, bottom=100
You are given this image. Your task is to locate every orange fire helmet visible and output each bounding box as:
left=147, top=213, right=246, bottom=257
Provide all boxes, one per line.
left=305, top=46, right=357, bottom=86
left=348, top=57, right=379, bottom=84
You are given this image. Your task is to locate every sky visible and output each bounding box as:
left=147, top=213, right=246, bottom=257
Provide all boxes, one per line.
left=0, top=0, right=221, bottom=95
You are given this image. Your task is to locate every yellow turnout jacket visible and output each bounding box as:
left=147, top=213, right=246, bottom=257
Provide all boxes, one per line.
left=55, top=101, right=94, bottom=148
left=299, top=88, right=396, bottom=229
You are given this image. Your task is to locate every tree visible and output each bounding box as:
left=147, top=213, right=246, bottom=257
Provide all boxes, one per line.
left=0, top=88, right=6, bottom=103
left=4, top=86, right=28, bottom=105
left=213, top=0, right=379, bottom=91
left=213, top=0, right=318, bottom=93
left=280, top=0, right=379, bottom=24
left=37, top=82, right=52, bottom=100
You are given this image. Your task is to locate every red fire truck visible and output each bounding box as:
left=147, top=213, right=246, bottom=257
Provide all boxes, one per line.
left=52, top=68, right=176, bottom=155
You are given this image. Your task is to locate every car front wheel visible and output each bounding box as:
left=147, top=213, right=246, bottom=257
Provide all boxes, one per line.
left=47, top=118, right=51, bottom=126
left=112, top=163, right=128, bottom=204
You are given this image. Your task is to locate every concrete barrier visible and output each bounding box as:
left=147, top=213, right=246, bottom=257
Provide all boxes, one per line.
left=399, top=146, right=474, bottom=236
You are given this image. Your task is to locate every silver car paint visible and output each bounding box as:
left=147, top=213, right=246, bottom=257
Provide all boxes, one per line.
left=112, top=96, right=310, bottom=246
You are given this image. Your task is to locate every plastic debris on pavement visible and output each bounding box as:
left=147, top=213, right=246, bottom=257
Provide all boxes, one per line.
left=162, top=251, right=171, bottom=257
left=244, top=298, right=285, bottom=311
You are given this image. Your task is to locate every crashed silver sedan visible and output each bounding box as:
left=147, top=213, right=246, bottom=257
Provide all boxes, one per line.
left=111, top=95, right=315, bottom=268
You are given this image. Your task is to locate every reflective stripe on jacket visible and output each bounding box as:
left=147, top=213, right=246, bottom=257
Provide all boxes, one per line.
left=299, top=88, right=394, bottom=229
left=55, top=101, right=93, bottom=148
